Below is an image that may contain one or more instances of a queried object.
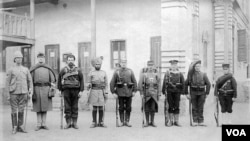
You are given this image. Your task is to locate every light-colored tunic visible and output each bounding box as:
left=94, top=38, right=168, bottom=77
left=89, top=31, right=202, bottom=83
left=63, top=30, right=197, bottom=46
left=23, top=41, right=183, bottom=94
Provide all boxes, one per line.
left=88, top=70, right=108, bottom=106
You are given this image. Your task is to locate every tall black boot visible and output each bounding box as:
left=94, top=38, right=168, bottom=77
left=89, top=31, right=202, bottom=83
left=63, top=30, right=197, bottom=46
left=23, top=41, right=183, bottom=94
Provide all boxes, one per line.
left=150, top=112, right=157, bottom=127
left=11, top=113, right=17, bottom=134
left=17, top=112, right=27, bottom=133
left=144, top=112, right=149, bottom=127
left=64, top=118, right=71, bottom=129
left=72, top=117, right=79, bottom=129
left=125, top=112, right=132, bottom=127
left=90, top=110, right=97, bottom=128
left=119, top=111, right=125, bottom=126
left=98, top=109, right=107, bottom=128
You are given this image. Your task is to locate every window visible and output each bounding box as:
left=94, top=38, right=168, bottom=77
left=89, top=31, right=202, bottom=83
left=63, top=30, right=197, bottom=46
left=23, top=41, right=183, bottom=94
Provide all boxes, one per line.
left=237, top=29, right=247, bottom=62
left=110, top=40, right=126, bottom=68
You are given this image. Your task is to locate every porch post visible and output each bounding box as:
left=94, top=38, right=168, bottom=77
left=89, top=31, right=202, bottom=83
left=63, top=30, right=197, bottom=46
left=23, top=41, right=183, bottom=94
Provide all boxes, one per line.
left=30, top=0, right=35, bottom=65
left=91, top=0, right=96, bottom=58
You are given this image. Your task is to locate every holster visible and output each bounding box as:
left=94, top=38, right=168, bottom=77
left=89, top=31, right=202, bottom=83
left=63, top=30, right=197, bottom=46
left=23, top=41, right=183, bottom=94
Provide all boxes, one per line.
left=127, top=83, right=134, bottom=89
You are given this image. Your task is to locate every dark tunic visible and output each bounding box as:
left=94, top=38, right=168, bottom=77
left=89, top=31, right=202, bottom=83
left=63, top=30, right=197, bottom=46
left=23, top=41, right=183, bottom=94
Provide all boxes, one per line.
left=110, top=68, right=137, bottom=97
left=214, top=73, right=237, bottom=113
left=57, top=66, right=84, bottom=119
left=185, top=71, right=211, bottom=123
left=162, top=69, right=185, bottom=114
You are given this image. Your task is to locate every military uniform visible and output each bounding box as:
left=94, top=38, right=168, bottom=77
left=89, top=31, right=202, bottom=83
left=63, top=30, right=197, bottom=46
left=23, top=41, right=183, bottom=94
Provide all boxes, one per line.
left=58, top=56, right=84, bottom=129
left=30, top=53, right=56, bottom=130
left=6, top=51, right=33, bottom=134
left=185, top=60, right=211, bottom=126
left=162, top=60, right=185, bottom=126
left=214, top=64, right=237, bottom=124
left=138, top=61, right=160, bottom=127
left=88, top=57, right=108, bottom=128
left=110, top=61, right=137, bottom=127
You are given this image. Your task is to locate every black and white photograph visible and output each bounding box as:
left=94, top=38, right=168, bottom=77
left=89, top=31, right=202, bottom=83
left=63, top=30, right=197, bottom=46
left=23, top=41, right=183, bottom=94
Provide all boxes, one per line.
left=0, top=0, right=250, bottom=141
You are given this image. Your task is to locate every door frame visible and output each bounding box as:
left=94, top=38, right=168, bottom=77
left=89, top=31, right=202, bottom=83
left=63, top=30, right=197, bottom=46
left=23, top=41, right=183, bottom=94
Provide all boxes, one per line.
left=45, top=44, right=60, bottom=74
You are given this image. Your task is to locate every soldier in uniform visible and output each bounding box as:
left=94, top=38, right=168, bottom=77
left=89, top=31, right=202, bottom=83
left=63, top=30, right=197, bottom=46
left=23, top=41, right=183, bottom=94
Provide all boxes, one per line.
left=110, top=59, right=137, bottom=127
left=214, top=64, right=237, bottom=125
left=58, top=54, right=84, bottom=129
left=138, top=60, right=160, bottom=127
left=162, top=60, right=185, bottom=126
left=185, top=60, right=211, bottom=126
left=30, top=52, right=56, bottom=131
left=88, top=57, right=108, bottom=128
left=6, top=51, right=33, bottom=134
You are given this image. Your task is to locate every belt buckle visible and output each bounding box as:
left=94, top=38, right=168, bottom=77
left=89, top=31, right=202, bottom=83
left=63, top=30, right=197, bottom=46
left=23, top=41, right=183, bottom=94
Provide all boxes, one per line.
left=124, top=83, right=127, bottom=86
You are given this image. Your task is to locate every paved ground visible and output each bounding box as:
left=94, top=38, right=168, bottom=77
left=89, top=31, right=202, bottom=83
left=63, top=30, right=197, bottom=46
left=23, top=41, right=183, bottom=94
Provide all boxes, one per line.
left=0, top=93, right=249, bottom=141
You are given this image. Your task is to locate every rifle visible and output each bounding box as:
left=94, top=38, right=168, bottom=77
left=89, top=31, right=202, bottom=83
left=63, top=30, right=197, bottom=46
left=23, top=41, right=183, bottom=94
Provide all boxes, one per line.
left=189, top=99, right=193, bottom=126
left=60, top=92, right=64, bottom=129
left=141, top=71, right=146, bottom=128
left=142, top=96, right=145, bottom=128
left=214, top=96, right=219, bottom=127
left=116, top=97, right=119, bottom=127
left=101, top=89, right=107, bottom=125
left=213, top=71, right=219, bottom=127
left=164, top=96, right=169, bottom=126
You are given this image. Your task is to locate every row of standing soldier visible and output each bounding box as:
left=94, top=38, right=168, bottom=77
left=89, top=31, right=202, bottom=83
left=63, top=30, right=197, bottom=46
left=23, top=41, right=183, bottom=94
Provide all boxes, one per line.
left=6, top=51, right=237, bottom=134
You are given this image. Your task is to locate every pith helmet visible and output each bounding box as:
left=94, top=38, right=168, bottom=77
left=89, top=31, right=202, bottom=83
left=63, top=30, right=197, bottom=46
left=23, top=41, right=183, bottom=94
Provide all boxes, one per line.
left=14, top=51, right=23, bottom=62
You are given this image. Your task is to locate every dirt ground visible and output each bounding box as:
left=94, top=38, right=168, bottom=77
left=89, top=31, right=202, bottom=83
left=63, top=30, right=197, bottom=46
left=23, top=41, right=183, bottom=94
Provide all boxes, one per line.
left=0, top=94, right=249, bottom=141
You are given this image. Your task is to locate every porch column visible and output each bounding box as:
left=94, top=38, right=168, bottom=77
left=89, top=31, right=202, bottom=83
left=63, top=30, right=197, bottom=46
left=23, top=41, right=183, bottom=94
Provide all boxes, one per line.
left=192, top=0, right=200, bottom=61
left=30, top=0, right=35, bottom=65
left=91, top=0, right=96, bottom=58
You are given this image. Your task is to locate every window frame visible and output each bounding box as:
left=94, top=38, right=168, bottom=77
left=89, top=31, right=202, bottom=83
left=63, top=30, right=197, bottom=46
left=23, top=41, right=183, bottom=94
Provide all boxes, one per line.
left=110, top=39, right=126, bottom=69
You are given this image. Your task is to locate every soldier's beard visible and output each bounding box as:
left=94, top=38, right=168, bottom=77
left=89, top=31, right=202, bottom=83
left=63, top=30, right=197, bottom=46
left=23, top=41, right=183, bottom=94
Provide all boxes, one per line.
left=68, top=62, right=75, bottom=68
left=95, top=67, right=101, bottom=70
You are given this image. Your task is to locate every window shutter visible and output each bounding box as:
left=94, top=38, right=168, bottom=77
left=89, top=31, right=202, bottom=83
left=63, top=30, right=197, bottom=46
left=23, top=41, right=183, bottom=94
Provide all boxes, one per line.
left=238, top=29, right=247, bottom=62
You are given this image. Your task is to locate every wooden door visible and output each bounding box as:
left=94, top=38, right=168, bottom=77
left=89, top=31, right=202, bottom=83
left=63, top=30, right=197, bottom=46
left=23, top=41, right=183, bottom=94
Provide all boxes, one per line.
left=45, top=44, right=60, bottom=75
left=78, top=42, right=91, bottom=86
left=21, top=46, right=31, bottom=69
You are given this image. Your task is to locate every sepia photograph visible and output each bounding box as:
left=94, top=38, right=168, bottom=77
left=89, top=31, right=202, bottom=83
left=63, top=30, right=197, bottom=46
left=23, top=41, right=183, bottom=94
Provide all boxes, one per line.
left=0, top=0, right=250, bottom=141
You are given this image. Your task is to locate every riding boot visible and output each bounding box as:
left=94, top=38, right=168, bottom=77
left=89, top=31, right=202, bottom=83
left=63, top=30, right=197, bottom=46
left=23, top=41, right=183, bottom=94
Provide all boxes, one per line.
left=11, top=113, right=17, bottom=134
left=17, top=112, right=27, bottom=133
